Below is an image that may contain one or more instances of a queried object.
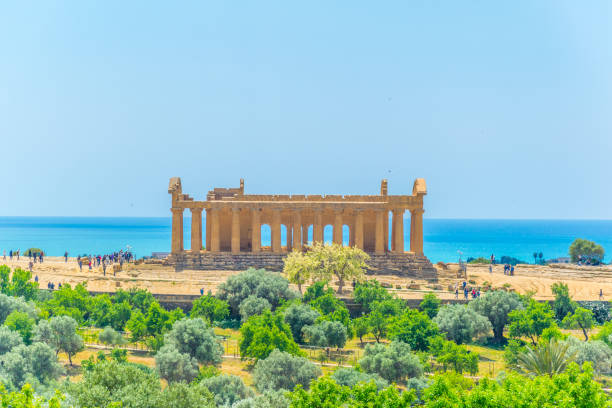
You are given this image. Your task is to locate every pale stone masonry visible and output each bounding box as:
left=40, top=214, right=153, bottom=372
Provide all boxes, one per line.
left=166, top=178, right=436, bottom=280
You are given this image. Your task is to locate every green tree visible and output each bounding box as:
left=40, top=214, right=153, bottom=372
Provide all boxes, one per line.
left=163, top=317, right=222, bottom=365
left=0, top=384, right=63, bottom=408
left=551, top=282, right=576, bottom=321
left=0, top=265, right=10, bottom=294
left=190, top=294, right=229, bottom=324
left=283, top=302, right=320, bottom=344
left=353, top=316, right=370, bottom=345
left=0, top=326, right=23, bottom=356
left=310, top=292, right=353, bottom=336
left=507, top=299, right=555, bottom=345
left=569, top=238, right=605, bottom=264
left=359, top=341, right=423, bottom=384
left=33, top=315, right=84, bottom=365
left=434, top=304, right=492, bottom=345
left=4, top=310, right=35, bottom=344
left=307, top=243, right=369, bottom=294
left=0, top=293, right=37, bottom=324
left=0, top=343, right=63, bottom=389
left=419, top=292, right=441, bottom=319
left=42, top=283, right=90, bottom=323
left=98, top=326, right=126, bottom=346
left=389, top=308, right=440, bottom=351
left=365, top=310, right=388, bottom=343
left=200, top=374, right=255, bottom=407
left=217, top=268, right=297, bottom=317
left=239, top=295, right=272, bottom=322
left=252, top=349, right=321, bottom=392
left=331, top=368, right=388, bottom=390
left=302, top=320, right=348, bottom=349
left=353, top=280, right=392, bottom=313
left=155, top=344, right=199, bottom=383
left=563, top=336, right=612, bottom=376
left=562, top=307, right=595, bottom=341
left=126, top=309, right=147, bottom=341
left=468, top=290, right=522, bottom=342
left=240, top=310, right=303, bottom=360
left=429, top=337, right=479, bottom=375
left=7, top=269, right=38, bottom=301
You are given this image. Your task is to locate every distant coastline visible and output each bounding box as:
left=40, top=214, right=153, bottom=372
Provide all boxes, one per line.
left=1, top=216, right=611, bottom=263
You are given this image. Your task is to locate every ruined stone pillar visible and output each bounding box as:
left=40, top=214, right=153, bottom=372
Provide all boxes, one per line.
left=251, top=208, right=261, bottom=253
left=171, top=207, right=184, bottom=254
left=392, top=208, right=405, bottom=253
left=313, top=210, right=323, bottom=244
left=231, top=207, right=241, bottom=253
left=293, top=211, right=302, bottom=250
left=210, top=208, right=220, bottom=252
left=302, top=224, right=308, bottom=246
left=354, top=210, right=364, bottom=250
left=205, top=209, right=211, bottom=251
left=272, top=209, right=282, bottom=253
left=287, top=224, right=292, bottom=251
left=411, top=208, right=424, bottom=255
left=190, top=208, right=203, bottom=253
left=375, top=210, right=384, bottom=254
left=333, top=211, right=343, bottom=245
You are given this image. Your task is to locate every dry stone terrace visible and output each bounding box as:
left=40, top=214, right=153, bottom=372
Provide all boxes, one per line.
left=165, top=178, right=437, bottom=280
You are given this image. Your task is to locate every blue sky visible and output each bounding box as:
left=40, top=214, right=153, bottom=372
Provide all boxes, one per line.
left=0, top=1, right=610, bottom=218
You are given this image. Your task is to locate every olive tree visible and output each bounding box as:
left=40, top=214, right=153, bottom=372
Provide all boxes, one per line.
left=283, top=250, right=318, bottom=294
left=434, top=304, right=492, bottom=344
left=0, top=326, right=23, bottom=355
left=302, top=320, right=348, bottom=349
left=163, top=318, right=223, bottom=365
left=358, top=341, right=423, bottom=384
left=33, top=315, right=84, bottom=365
left=200, top=374, right=255, bottom=407
left=283, top=302, right=320, bottom=343
left=331, top=367, right=388, bottom=389
left=98, top=326, right=126, bottom=345
left=0, top=293, right=36, bottom=324
left=155, top=344, right=200, bottom=383
left=252, top=349, right=321, bottom=392
left=469, top=290, right=522, bottom=342
left=0, top=342, right=63, bottom=389
left=308, top=243, right=368, bottom=294
left=239, top=296, right=271, bottom=322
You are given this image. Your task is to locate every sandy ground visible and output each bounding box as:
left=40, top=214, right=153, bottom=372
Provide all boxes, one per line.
left=2, top=256, right=612, bottom=300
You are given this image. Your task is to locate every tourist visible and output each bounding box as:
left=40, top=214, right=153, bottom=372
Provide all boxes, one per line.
left=200, top=288, right=204, bottom=296
left=34, top=275, right=38, bottom=283
left=28, top=261, right=33, bottom=272
left=489, top=264, right=492, bottom=274
left=64, top=251, right=68, bottom=262
left=491, top=254, right=495, bottom=265
left=9, top=250, right=12, bottom=260
left=16, top=249, right=19, bottom=260
left=58, top=283, right=62, bottom=289
left=455, top=287, right=458, bottom=299
left=510, top=265, right=514, bottom=276
left=78, top=258, right=82, bottom=272
left=88, top=259, right=92, bottom=270
left=600, top=289, right=604, bottom=300
left=464, top=287, right=468, bottom=300
left=2, top=250, right=5, bottom=260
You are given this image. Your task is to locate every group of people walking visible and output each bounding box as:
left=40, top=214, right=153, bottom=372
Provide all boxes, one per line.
left=3, top=249, right=21, bottom=260
left=77, top=250, right=133, bottom=276
left=455, top=281, right=481, bottom=299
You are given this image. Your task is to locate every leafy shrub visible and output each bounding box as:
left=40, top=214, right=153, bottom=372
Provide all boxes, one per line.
left=239, top=296, right=271, bottom=322
left=283, top=302, right=320, bottom=344
left=331, top=368, right=388, bottom=390
left=434, top=304, right=492, bottom=344
left=200, top=374, right=255, bottom=407
left=358, top=341, right=423, bottom=384
left=252, top=349, right=321, bottom=392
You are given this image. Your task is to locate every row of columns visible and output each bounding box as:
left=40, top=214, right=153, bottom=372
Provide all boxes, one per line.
left=171, top=207, right=424, bottom=255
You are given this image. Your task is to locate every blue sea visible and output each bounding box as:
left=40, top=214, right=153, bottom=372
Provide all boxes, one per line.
left=0, top=217, right=611, bottom=264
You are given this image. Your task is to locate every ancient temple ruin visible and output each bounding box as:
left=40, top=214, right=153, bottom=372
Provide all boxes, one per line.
left=166, top=178, right=436, bottom=279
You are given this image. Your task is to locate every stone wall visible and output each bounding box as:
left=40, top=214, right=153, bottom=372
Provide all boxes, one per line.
left=165, top=251, right=437, bottom=281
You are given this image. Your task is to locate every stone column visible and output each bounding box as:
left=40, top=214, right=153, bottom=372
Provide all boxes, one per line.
left=251, top=208, right=261, bottom=253
left=392, top=208, right=405, bottom=253
left=333, top=210, right=343, bottom=245
left=375, top=210, right=384, bottom=254
left=272, top=209, right=282, bottom=253
left=313, top=210, right=323, bottom=244
left=231, top=207, right=241, bottom=253
left=171, top=207, right=184, bottom=254
left=411, top=208, right=424, bottom=255
left=293, top=211, right=302, bottom=250
left=205, top=209, right=211, bottom=251
left=302, top=224, right=308, bottom=246
left=287, top=224, right=292, bottom=251
left=190, top=208, right=203, bottom=253
left=210, top=208, right=220, bottom=252
left=354, top=210, right=364, bottom=250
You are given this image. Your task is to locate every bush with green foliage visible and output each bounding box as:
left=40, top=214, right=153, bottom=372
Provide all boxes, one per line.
left=283, top=302, right=320, bottom=344
left=507, top=299, right=555, bottom=345
left=239, top=295, right=272, bottom=322
left=419, top=292, right=441, bottom=319
left=0, top=268, right=39, bottom=301
left=155, top=344, right=199, bottom=383
left=309, top=292, right=353, bottom=337
left=422, top=363, right=609, bottom=408
left=578, top=301, right=610, bottom=325
left=389, top=308, right=440, bottom=351
left=0, top=326, right=23, bottom=356
left=217, top=268, right=297, bottom=317
left=466, top=257, right=490, bottom=264
left=190, top=294, right=229, bottom=324
left=569, top=238, right=605, bottom=264
left=353, top=280, right=392, bottom=313
left=0, top=383, right=64, bottom=408
left=289, top=376, right=415, bottom=407
left=562, top=336, right=612, bottom=376
left=240, top=310, right=303, bottom=361
left=231, top=390, right=290, bottom=408
left=331, top=368, right=388, bottom=390
left=302, top=320, right=348, bottom=349
left=4, top=310, right=36, bottom=344
left=200, top=374, right=254, bottom=407
left=551, top=282, right=576, bottom=321
left=162, top=318, right=222, bottom=365
left=252, top=349, right=321, bottom=392
left=359, top=341, right=423, bottom=384
left=434, top=304, right=492, bottom=344
left=0, top=342, right=63, bottom=390
left=516, top=338, right=576, bottom=376
left=0, top=293, right=37, bottom=325
left=98, top=326, right=126, bottom=345
left=302, top=280, right=330, bottom=303
left=429, top=337, right=478, bottom=375
left=469, top=290, right=522, bottom=342
left=283, top=249, right=318, bottom=294
left=353, top=316, right=370, bottom=344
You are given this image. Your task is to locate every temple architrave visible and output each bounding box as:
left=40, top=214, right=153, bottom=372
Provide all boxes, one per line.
left=165, top=178, right=436, bottom=280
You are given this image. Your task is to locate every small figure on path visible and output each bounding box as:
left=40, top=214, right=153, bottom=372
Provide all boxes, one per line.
left=64, top=251, right=68, bottom=262
left=28, top=261, right=33, bottom=272
left=600, top=289, right=604, bottom=300
left=510, top=265, right=515, bottom=276
left=489, top=264, right=492, bottom=274
left=455, top=287, right=458, bottom=299
left=102, top=261, right=107, bottom=276
left=2, top=250, right=5, bottom=260
left=200, top=288, right=204, bottom=296
left=34, top=275, right=38, bottom=283
left=491, top=254, right=495, bottom=265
